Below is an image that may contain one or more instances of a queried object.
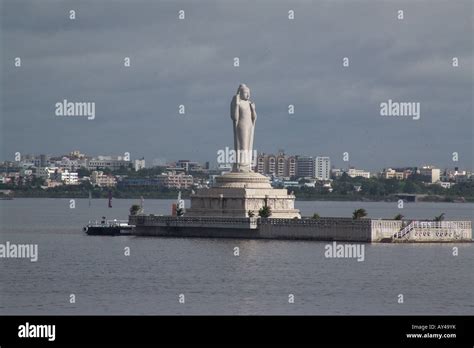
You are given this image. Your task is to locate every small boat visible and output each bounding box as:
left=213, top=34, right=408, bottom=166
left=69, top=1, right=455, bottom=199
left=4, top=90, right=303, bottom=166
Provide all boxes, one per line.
left=83, top=217, right=134, bottom=236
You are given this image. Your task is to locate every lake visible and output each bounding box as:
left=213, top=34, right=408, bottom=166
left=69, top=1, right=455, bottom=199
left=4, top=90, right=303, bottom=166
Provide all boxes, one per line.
left=0, top=198, right=472, bottom=315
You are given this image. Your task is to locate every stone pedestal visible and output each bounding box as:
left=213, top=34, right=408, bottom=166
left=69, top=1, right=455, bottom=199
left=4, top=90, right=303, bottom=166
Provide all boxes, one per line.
left=186, top=172, right=300, bottom=219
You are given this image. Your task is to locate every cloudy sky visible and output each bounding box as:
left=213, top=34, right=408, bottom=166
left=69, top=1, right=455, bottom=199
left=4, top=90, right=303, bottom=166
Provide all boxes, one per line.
left=1, top=0, right=472, bottom=171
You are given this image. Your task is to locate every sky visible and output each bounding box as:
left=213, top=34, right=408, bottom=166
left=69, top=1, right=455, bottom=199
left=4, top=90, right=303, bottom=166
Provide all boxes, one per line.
left=1, top=0, right=472, bottom=171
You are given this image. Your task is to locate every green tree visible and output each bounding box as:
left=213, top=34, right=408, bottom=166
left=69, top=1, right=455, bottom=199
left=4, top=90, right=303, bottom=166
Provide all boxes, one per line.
left=434, top=213, right=445, bottom=222
left=129, top=204, right=141, bottom=216
left=402, top=180, right=417, bottom=194
left=352, top=208, right=367, bottom=220
left=312, top=213, right=320, bottom=220
left=393, top=214, right=404, bottom=220
left=258, top=206, right=272, bottom=218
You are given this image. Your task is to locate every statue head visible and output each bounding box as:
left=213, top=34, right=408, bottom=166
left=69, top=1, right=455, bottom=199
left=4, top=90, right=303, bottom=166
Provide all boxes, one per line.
left=238, top=84, right=250, bottom=101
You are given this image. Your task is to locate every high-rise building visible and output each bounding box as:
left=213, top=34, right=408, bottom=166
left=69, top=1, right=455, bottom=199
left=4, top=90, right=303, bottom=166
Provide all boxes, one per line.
left=256, top=151, right=296, bottom=178
left=315, top=156, right=331, bottom=180
left=296, top=156, right=315, bottom=178
left=39, top=154, right=49, bottom=167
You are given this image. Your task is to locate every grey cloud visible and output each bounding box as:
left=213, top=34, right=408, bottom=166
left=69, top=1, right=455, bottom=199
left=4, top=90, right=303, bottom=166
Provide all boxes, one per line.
left=1, top=0, right=472, bottom=171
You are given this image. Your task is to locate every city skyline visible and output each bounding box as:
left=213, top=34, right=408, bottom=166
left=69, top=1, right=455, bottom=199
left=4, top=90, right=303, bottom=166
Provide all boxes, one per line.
left=2, top=148, right=472, bottom=175
left=2, top=1, right=472, bottom=173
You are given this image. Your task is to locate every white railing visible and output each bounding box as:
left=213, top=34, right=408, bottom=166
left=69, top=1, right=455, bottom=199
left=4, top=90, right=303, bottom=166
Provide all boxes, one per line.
left=394, top=221, right=415, bottom=239
left=393, top=220, right=472, bottom=240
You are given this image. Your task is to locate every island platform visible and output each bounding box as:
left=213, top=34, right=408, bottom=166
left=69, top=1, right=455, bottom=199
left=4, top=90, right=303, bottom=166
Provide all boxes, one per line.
left=128, top=215, right=472, bottom=243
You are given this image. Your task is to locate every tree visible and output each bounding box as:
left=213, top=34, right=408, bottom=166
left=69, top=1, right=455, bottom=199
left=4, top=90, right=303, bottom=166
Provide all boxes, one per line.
left=403, top=180, right=417, bottom=194
left=312, top=213, right=320, bottom=220
left=248, top=210, right=255, bottom=217
left=434, top=213, right=445, bottom=222
left=393, top=214, right=404, bottom=220
left=30, top=177, right=45, bottom=187
left=129, top=204, right=141, bottom=216
left=77, top=167, right=91, bottom=178
left=258, top=206, right=272, bottom=218
left=352, top=208, right=367, bottom=220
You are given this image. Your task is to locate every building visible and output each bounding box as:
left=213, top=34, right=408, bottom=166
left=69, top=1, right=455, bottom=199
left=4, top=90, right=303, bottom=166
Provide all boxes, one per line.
left=87, top=156, right=130, bottom=171
left=382, top=168, right=404, bottom=180
left=60, top=171, right=79, bottom=185
left=438, top=182, right=455, bottom=189
left=315, top=156, right=331, bottom=180
left=118, top=178, right=161, bottom=187
left=296, top=156, right=315, bottom=178
left=134, top=158, right=146, bottom=172
left=157, top=172, right=193, bottom=189
left=419, top=165, right=440, bottom=183
left=347, top=168, right=371, bottom=179
left=256, top=151, right=297, bottom=178
left=175, top=160, right=205, bottom=173
left=445, top=167, right=467, bottom=181
left=69, top=150, right=86, bottom=159
left=217, top=163, right=232, bottom=175
left=37, top=167, right=59, bottom=179
left=45, top=180, right=63, bottom=188
left=39, top=154, right=49, bottom=167
left=53, top=157, right=85, bottom=171
left=331, top=168, right=342, bottom=178
left=90, top=171, right=117, bottom=187
left=282, top=180, right=300, bottom=188
left=118, top=172, right=193, bottom=189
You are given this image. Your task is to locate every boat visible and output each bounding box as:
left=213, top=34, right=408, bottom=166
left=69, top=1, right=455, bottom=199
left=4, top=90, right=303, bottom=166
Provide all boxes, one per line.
left=83, top=217, right=134, bottom=236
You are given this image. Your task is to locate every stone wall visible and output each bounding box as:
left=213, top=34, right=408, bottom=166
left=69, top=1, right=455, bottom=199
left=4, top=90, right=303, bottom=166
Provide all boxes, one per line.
left=129, top=215, right=473, bottom=243
left=257, top=217, right=372, bottom=241
left=130, top=215, right=373, bottom=242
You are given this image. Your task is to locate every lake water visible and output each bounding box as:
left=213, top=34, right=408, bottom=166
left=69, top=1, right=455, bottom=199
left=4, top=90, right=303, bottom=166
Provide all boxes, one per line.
left=0, top=198, right=473, bottom=315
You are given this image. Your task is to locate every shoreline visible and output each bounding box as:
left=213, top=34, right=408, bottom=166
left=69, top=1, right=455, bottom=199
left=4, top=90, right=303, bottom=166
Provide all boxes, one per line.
left=2, top=195, right=473, bottom=203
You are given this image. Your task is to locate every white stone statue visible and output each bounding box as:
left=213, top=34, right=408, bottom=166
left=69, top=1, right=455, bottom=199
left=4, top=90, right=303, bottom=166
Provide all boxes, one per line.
left=230, top=84, right=256, bottom=172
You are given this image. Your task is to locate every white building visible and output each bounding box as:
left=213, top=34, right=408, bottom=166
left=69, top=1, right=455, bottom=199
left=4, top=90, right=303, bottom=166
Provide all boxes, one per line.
left=134, top=158, right=146, bottom=171
left=438, top=182, right=455, bottom=189
left=315, top=156, right=331, bottom=180
left=61, top=171, right=79, bottom=185
left=347, top=168, right=370, bottom=179
left=382, top=168, right=405, bottom=180
left=157, top=172, right=193, bottom=189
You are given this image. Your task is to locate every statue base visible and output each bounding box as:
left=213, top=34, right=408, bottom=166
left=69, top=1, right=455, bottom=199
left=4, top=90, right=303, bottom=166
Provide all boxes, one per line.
left=186, top=172, right=301, bottom=219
